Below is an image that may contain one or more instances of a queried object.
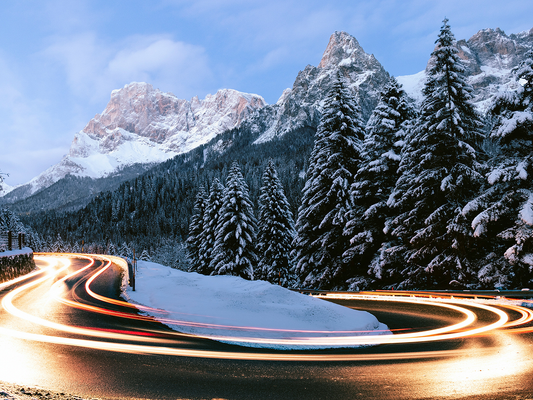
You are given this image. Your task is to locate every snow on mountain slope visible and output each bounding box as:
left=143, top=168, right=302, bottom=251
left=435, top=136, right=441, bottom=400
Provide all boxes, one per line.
left=398, top=27, right=533, bottom=111
left=12, top=83, right=266, bottom=198
left=252, top=31, right=390, bottom=144
left=0, top=182, right=13, bottom=197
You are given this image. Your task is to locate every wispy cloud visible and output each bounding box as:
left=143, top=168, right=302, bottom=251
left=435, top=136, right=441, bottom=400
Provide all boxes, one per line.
left=42, top=33, right=213, bottom=103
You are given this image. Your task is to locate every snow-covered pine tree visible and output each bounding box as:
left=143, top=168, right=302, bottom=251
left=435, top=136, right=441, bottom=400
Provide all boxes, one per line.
left=140, top=249, right=151, bottom=261
left=257, top=159, right=296, bottom=285
left=210, top=162, right=257, bottom=279
left=292, top=72, right=365, bottom=289
left=53, top=233, right=66, bottom=253
left=464, top=50, right=533, bottom=288
left=386, top=18, right=484, bottom=289
left=197, top=179, right=225, bottom=274
left=186, top=186, right=207, bottom=272
left=344, top=77, right=416, bottom=289
left=119, top=242, right=132, bottom=259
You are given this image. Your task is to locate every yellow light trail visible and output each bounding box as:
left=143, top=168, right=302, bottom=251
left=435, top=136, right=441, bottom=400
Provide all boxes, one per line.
left=0, top=253, right=531, bottom=360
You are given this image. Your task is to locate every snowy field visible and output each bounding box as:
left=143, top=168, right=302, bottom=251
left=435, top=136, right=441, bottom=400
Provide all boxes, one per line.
left=123, top=260, right=390, bottom=350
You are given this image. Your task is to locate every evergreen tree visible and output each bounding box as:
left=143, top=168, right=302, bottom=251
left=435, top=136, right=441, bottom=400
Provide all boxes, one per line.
left=386, top=18, right=484, bottom=289
left=186, top=186, right=207, bottom=271
left=464, top=50, right=533, bottom=288
left=292, top=73, right=365, bottom=289
left=344, top=77, right=416, bottom=288
left=257, top=160, right=296, bottom=285
left=119, top=242, right=132, bottom=259
left=53, top=233, right=66, bottom=253
left=210, top=162, right=257, bottom=279
left=140, top=249, right=151, bottom=261
left=197, top=179, right=225, bottom=274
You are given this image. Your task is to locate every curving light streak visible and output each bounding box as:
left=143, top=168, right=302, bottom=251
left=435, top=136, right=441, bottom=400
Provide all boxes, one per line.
left=0, top=253, right=532, bottom=360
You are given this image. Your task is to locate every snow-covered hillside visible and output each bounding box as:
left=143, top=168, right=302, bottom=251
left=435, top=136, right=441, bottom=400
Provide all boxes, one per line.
left=124, top=260, right=390, bottom=350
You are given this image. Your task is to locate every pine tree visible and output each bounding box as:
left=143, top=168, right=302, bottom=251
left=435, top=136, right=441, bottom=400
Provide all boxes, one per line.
left=386, top=18, right=484, bottom=289
left=119, top=242, right=132, bottom=259
left=186, top=186, right=207, bottom=271
left=53, top=233, right=66, bottom=253
left=197, top=179, right=225, bottom=274
left=344, top=77, right=416, bottom=288
left=210, top=162, right=257, bottom=279
left=464, top=50, right=533, bottom=288
left=257, top=160, right=296, bottom=285
left=140, top=249, right=151, bottom=261
left=292, top=73, right=365, bottom=289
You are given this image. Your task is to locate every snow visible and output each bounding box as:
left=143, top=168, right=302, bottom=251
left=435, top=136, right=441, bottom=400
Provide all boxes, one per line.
left=123, top=260, right=390, bottom=350
left=397, top=70, right=426, bottom=102
left=520, top=193, right=533, bottom=226
left=0, top=182, right=14, bottom=197
left=0, top=247, right=33, bottom=259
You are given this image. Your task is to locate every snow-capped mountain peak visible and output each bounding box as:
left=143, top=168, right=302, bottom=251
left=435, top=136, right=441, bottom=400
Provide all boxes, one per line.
left=6, top=83, right=265, bottom=200
left=251, top=31, right=390, bottom=144
left=318, top=31, right=378, bottom=70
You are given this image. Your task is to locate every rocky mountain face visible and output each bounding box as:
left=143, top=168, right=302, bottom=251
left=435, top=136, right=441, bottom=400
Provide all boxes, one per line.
left=399, top=27, right=533, bottom=110
left=5, top=84, right=265, bottom=200
left=6, top=27, right=533, bottom=205
left=250, top=31, right=390, bottom=144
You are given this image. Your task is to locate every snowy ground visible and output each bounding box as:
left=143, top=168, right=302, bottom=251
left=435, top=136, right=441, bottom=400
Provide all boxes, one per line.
left=123, top=260, right=390, bottom=350
left=0, top=248, right=33, bottom=259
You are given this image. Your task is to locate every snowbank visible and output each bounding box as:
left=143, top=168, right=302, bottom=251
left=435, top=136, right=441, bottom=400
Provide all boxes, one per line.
left=0, top=247, right=33, bottom=258
left=123, top=261, right=390, bottom=349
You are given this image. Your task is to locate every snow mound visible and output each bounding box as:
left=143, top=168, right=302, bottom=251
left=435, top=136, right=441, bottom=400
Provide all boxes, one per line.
left=124, top=261, right=390, bottom=350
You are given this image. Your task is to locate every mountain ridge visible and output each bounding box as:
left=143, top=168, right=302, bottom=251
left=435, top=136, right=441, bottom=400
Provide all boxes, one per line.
left=5, top=26, right=533, bottom=207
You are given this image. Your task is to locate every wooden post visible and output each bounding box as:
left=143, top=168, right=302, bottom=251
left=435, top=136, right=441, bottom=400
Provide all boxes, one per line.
left=7, top=231, right=12, bottom=251
left=18, top=233, right=22, bottom=249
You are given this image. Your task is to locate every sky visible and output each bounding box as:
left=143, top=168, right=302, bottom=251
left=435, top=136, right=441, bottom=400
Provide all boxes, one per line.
left=1, top=0, right=532, bottom=187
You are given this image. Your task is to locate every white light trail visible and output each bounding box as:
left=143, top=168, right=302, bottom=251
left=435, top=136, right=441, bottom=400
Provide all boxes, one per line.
left=0, top=253, right=531, bottom=361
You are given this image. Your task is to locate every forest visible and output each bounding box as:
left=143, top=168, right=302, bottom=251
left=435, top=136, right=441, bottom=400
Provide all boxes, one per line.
left=8, top=20, right=533, bottom=291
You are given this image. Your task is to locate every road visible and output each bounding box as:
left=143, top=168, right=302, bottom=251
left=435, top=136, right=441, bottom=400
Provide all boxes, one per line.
left=1, top=254, right=533, bottom=399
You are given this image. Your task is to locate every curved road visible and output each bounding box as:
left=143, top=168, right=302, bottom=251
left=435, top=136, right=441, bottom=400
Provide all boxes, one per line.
left=1, top=254, right=533, bottom=399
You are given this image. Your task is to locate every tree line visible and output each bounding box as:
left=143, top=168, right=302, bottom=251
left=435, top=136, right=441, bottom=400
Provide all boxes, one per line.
left=186, top=19, right=533, bottom=290
left=15, top=19, right=533, bottom=290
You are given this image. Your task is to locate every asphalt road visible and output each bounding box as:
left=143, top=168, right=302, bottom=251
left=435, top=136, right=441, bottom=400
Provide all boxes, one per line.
left=1, top=255, right=533, bottom=400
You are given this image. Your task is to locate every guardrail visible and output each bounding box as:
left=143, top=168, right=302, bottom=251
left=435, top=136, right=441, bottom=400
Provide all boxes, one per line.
left=0, top=231, right=26, bottom=252
left=292, top=288, right=533, bottom=300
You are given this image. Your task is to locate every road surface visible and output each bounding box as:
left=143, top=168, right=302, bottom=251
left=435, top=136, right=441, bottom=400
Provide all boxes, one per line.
left=1, top=254, right=533, bottom=399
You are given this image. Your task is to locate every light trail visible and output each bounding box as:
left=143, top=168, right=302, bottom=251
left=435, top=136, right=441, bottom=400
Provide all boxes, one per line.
left=0, top=253, right=532, bottom=361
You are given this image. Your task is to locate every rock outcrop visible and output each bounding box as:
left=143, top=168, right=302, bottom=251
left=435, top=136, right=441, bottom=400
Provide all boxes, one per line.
left=251, top=31, right=390, bottom=143
left=9, top=84, right=265, bottom=199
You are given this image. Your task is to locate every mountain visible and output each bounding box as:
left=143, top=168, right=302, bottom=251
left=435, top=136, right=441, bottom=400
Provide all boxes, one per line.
left=398, top=27, right=533, bottom=110
left=4, top=83, right=265, bottom=201
left=7, top=27, right=533, bottom=211
left=250, top=31, right=390, bottom=144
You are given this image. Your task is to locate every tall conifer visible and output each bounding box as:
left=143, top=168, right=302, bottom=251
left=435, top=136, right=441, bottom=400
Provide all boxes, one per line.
left=257, top=160, right=295, bottom=285
left=292, top=73, right=365, bottom=289
left=210, top=162, right=257, bottom=279
left=464, top=51, right=533, bottom=288
left=198, top=179, right=225, bottom=274
left=386, top=18, right=484, bottom=288
left=344, top=77, right=416, bottom=288
left=186, top=186, right=207, bottom=271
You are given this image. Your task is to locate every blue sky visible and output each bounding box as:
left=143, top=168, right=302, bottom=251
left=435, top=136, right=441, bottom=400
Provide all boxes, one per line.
left=1, top=0, right=532, bottom=186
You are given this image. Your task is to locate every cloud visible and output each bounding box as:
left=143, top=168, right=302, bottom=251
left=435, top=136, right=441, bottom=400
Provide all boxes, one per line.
left=107, top=37, right=212, bottom=97
left=42, top=33, right=213, bottom=103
